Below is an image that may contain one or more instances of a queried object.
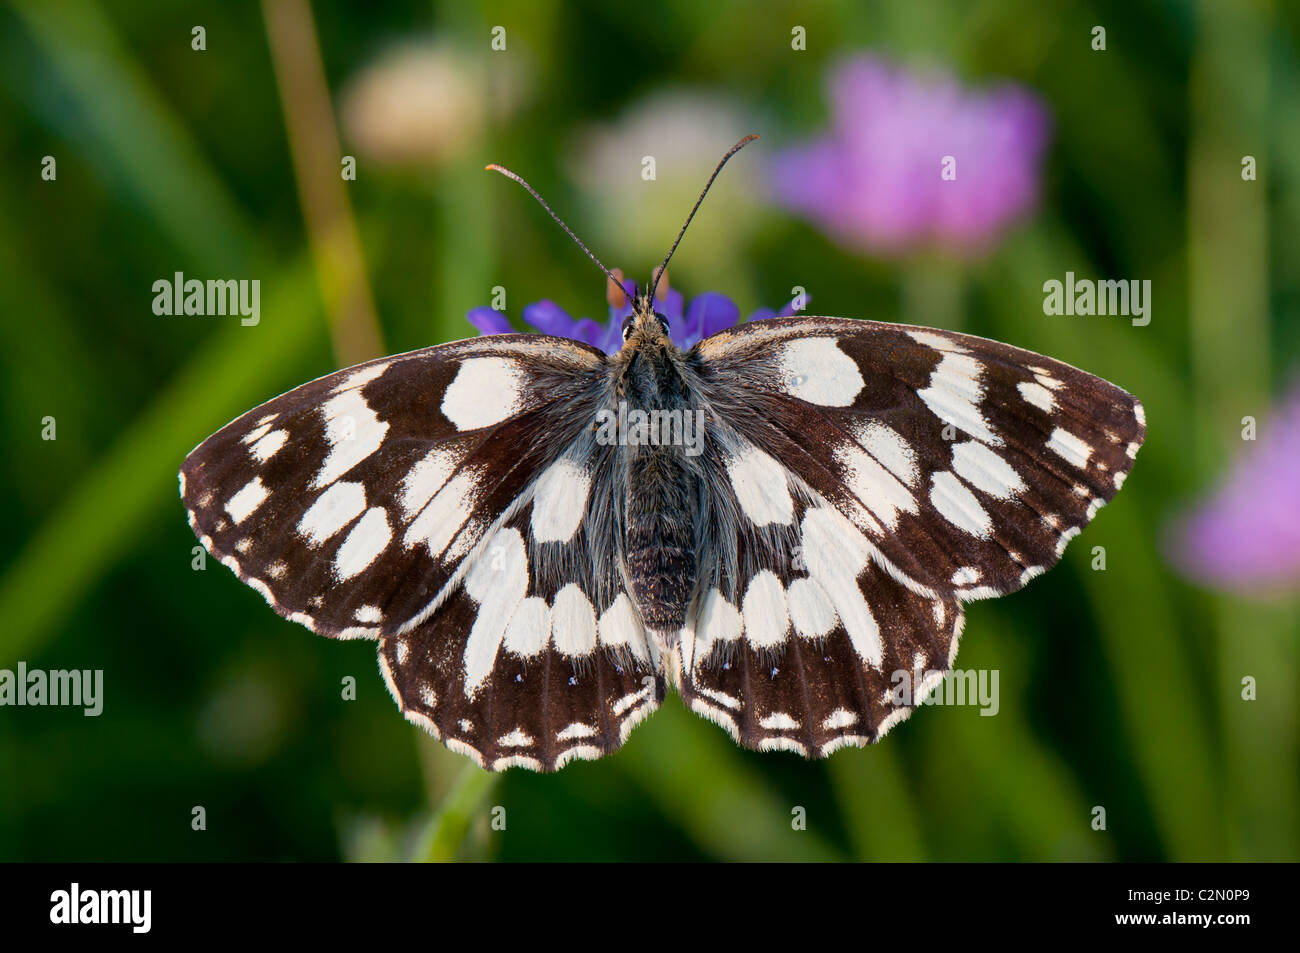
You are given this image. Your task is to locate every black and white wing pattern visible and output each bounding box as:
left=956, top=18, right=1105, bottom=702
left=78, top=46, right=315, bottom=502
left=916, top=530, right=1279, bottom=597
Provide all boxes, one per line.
left=678, top=316, right=1144, bottom=754
left=181, top=335, right=662, bottom=771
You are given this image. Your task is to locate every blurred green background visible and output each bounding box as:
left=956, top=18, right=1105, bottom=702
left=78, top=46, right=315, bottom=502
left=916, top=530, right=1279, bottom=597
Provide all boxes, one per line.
left=1, top=0, right=1297, bottom=862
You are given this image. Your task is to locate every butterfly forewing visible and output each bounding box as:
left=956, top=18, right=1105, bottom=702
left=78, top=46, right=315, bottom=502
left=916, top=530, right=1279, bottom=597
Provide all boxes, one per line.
left=692, top=317, right=1145, bottom=603
left=180, top=335, right=605, bottom=638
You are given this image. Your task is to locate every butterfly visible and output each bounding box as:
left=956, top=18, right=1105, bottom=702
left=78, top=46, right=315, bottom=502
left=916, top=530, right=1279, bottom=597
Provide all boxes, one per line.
left=180, top=136, right=1145, bottom=771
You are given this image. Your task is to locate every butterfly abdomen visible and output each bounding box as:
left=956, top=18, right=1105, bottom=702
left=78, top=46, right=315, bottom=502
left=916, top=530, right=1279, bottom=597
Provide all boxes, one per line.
left=624, top=444, right=698, bottom=631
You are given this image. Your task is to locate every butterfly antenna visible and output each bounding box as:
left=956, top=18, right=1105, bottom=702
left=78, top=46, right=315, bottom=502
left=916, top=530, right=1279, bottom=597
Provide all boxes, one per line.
left=485, top=163, right=626, bottom=293
left=648, top=134, right=759, bottom=309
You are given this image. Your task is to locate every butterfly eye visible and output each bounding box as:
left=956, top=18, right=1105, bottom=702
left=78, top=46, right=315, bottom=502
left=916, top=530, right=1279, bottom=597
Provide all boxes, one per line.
left=621, top=317, right=635, bottom=342
left=657, top=315, right=671, bottom=336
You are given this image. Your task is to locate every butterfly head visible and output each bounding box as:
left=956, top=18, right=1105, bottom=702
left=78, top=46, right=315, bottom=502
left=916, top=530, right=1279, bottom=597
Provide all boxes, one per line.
left=616, top=278, right=676, bottom=348
left=621, top=291, right=672, bottom=348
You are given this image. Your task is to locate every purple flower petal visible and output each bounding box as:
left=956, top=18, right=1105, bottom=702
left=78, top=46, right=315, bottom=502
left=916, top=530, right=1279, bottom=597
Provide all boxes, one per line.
left=567, top=317, right=606, bottom=347
left=769, top=54, right=1052, bottom=257
left=468, top=274, right=760, bottom=354
left=467, top=306, right=513, bottom=335
left=1166, top=382, right=1300, bottom=591
left=658, top=287, right=685, bottom=325
left=682, top=292, right=740, bottom=347
left=521, top=299, right=578, bottom=337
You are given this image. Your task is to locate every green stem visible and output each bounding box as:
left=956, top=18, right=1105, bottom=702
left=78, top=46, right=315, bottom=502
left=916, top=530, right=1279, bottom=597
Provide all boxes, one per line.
left=414, top=764, right=502, bottom=862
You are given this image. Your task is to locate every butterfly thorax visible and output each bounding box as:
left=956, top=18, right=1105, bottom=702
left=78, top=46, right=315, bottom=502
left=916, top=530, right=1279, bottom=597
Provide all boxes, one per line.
left=614, top=316, right=700, bottom=637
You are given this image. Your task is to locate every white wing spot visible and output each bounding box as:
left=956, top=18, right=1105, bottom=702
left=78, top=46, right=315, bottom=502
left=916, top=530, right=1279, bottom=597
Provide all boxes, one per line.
left=503, top=596, right=551, bottom=658
left=241, top=423, right=272, bottom=445
left=399, top=447, right=458, bottom=520
left=950, top=441, right=1024, bottom=500
left=726, top=442, right=794, bottom=526
left=557, top=722, right=598, bottom=741
left=930, top=471, right=993, bottom=537
left=355, top=604, right=383, bottom=624
left=403, top=470, right=478, bottom=557
left=759, top=712, right=800, bottom=731
left=531, top=456, right=591, bottom=543
left=462, top=527, right=529, bottom=695
left=333, top=361, right=390, bottom=393
left=851, top=420, right=919, bottom=486
left=314, top=389, right=390, bottom=489
left=777, top=338, right=864, bottom=406
left=1046, top=428, right=1093, bottom=468
left=498, top=728, right=533, bottom=748
left=298, top=480, right=366, bottom=546
left=801, top=508, right=881, bottom=668
left=249, top=428, right=289, bottom=463
left=1017, top=380, right=1055, bottom=413
left=334, top=507, right=392, bottom=580
left=597, top=593, right=649, bottom=663
left=786, top=576, right=838, bottom=639
left=918, top=353, right=1001, bottom=446
left=693, top=588, right=742, bottom=668
left=741, top=571, right=791, bottom=648
left=823, top=709, right=858, bottom=730
left=441, top=357, right=525, bottom=431
left=834, top=439, right=918, bottom=529
left=225, top=477, right=269, bottom=525
left=906, top=329, right=968, bottom=353
left=551, top=584, right=597, bottom=658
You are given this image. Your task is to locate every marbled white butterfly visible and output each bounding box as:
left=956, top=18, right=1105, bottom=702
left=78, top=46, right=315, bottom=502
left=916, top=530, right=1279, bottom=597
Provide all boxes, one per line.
left=180, top=137, right=1145, bottom=771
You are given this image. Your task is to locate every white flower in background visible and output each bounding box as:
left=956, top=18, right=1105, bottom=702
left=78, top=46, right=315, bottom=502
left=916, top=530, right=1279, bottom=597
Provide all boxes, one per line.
left=568, top=91, right=763, bottom=283
left=340, top=42, right=524, bottom=166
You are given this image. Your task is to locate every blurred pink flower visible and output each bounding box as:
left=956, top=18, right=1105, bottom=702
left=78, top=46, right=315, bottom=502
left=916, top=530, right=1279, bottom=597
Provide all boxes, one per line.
left=770, top=56, right=1052, bottom=256
left=1167, top=383, right=1300, bottom=591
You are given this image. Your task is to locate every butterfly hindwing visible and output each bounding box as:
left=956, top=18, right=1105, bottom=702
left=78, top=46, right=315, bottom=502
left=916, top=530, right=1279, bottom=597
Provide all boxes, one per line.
left=693, top=317, right=1145, bottom=601
left=379, top=506, right=665, bottom=771
left=680, top=455, right=964, bottom=755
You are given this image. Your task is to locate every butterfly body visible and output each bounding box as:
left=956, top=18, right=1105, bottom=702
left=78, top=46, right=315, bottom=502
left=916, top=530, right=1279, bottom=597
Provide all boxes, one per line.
left=615, top=305, right=702, bottom=636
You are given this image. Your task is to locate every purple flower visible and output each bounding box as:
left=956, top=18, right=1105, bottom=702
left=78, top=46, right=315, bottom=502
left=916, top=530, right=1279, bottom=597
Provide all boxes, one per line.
left=468, top=276, right=800, bottom=354
left=770, top=55, right=1052, bottom=256
left=1166, top=383, right=1300, bottom=591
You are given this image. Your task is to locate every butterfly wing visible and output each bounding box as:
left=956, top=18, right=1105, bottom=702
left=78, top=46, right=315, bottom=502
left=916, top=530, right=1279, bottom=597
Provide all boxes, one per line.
left=379, top=504, right=664, bottom=771
left=676, top=316, right=1144, bottom=753
left=181, top=334, right=662, bottom=770
left=693, top=317, right=1145, bottom=601
left=678, top=449, right=964, bottom=753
